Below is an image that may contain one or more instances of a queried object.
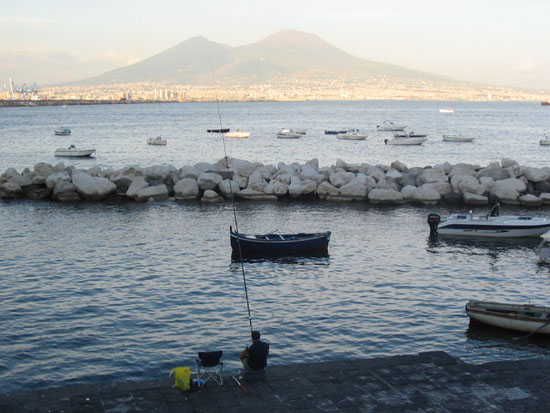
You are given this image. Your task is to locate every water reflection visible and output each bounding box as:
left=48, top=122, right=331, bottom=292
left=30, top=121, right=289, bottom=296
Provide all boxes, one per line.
left=426, top=236, right=541, bottom=256
left=465, top=319, right=550, bottom=351
left=230, top=253, right=330, bottom=266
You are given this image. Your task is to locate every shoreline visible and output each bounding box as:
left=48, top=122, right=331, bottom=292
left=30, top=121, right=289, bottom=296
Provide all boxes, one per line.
left=2, top=351, right=549, bottom=411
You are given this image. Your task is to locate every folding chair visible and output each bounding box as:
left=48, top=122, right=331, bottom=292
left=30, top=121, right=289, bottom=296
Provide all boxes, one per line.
left=195, top=351, right=223, bottom=386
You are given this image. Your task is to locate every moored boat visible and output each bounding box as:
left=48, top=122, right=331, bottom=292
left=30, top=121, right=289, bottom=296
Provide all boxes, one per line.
left=325, top=129, right=347, bottom=135
left=442, top=134, right=475, bottom=142
left=466, top=300, right=550, bottom=335
left=54, top=127, right=71, bottom=136
left=147, top=136, right=167, bottom=145
left=336, top=129, right=368, bottom=140
left=376, top=120, right=406, bottom=131
left=427, top=203, right=550, bottom=238
left=230, top=226, right=330, bottom=257
left=384, top=136, right=427, bottom=145
left=439, top=108, right=455, bottom=114
left=394, top=131, right=428, bottom=138
left=224, top=129, right=250, bottom=138
left=277, top=129, right=301, bottom=139
left=54, top=145, right=95, bottom=157
left=207, top=128, right=230, bottom=133
left=539, top=133, right=550, bottom=145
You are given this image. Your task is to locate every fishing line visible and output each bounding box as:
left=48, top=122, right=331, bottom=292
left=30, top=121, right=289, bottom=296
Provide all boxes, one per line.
left=209, top=62, right=253, bottom=334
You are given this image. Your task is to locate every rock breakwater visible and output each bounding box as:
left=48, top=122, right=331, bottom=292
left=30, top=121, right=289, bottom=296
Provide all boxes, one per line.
left=2, top=157, right=550, bottom=207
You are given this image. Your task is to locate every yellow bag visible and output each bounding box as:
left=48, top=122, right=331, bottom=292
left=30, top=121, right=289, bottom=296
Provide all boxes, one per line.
left=169, top=367, right=191, bottom=391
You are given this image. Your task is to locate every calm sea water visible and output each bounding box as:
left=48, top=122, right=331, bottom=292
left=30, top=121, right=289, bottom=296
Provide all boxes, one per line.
left=2, top=101, right=550, bottom=394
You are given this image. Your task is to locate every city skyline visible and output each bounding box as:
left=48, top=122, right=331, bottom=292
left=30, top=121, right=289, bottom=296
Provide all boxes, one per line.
left=1, top=0, right=550, bottom=91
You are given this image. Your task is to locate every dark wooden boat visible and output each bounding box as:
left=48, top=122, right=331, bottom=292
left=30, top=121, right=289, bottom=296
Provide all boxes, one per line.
left=207, top=128, right=230, bottom=133
left=230, top=226, right=330, bottom=257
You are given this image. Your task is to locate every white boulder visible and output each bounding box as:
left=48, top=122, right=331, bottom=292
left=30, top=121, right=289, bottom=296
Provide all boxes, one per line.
left=329, top=171, right=355, bottom=188
left=316, top=182, right=340, bottom=199
left=368, top=188, right=404, bottom=204
left=72, top=172, right=117, bottom=200
left=201, top=189, right=224, bottom=203
left=492, top=178, right=526, bottom=204
left=264, top=180, right=288, bottom=197
left=126, top=176, right=149, bottom=198
left=197, top=172, right=223, bottom=190
left=174, top=178, right=199, bottom=199
left=134, top=184, right=169, bottom=202
left=463, top=192, right=488, bottom=205
left=519, top=194, right=543, bottom=207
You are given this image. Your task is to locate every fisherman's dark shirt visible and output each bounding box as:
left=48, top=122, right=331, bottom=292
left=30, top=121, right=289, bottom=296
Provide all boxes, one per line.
left=248, top=340, right=269, bottom=370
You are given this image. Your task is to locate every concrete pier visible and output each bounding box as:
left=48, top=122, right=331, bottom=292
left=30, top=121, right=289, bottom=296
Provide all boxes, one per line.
left=2, top=351, right=550, bottom=412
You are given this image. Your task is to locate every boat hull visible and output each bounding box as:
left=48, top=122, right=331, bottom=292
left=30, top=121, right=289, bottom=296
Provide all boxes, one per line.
left=147, top=139, right=167, bottom=145
left=466, top=300, right=550, bottom=335
left=54, top=149, right=95, bottom=157
left=437, top=216, right=550, bottom=238
left=277, top=133, right=301, bottom=139
left=230, top=228, right=330, bottom=257
left=224, top=132, right=250, bottom=138
left=54, top=131, right=71, bottom=136
left=386, top=137, right=426, bottom=145
left=337, top=134, right=367, bottom=140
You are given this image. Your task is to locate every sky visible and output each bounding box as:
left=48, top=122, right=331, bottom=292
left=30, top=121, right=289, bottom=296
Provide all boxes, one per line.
left=1, top=0, right=549, bottom=91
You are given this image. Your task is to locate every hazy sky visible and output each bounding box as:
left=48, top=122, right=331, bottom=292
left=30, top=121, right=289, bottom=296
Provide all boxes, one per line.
left=1, top=0, right=549, bottom=90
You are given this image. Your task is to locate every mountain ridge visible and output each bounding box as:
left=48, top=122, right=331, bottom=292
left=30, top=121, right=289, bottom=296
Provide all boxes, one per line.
left=80, top=30, right=458, bottom=86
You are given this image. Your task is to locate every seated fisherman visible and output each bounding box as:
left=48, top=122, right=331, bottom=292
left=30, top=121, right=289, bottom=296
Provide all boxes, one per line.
left=239, top=330, right=269, bottom=370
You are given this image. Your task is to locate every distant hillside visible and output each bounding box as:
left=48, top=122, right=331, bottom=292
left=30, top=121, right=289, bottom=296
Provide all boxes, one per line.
left=80, top=30, right=458, bottom=86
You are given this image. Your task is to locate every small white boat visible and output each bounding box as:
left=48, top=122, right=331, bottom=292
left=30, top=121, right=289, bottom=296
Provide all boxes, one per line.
left=54, top=145, right=95, bottom=157
left=427, top=203, right=550, bottom=238
left=147, top=136, right=167, bottom=145
left=54, top=127, right=71, bottom=136
left=376, top=121, right=406, bottom=131
left=336, top=129, right=368, bottom=140
left=384, top=137, right=427, bottom=145
left=443, top=134, right=475, bottom=142
left=439, top=108, right=455, bottom=114
left=277, top=129, right=301, bottom=139
left=466, top=300, right=550, bottom=335
left=224, top=129, right=250, bottom=139
left=539, top=133, right=550, bottom=145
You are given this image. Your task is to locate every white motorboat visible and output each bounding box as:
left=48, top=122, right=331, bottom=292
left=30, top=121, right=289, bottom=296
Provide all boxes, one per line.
left=443, top=134, right=475, bottom=142
left=224, top=129, right=250, bottom=139
left=54, top=127, right=71, bottom=136
left=376, top=120, right=406, bottom=131
left=439, top=108, right=455, bottom=114
left=466, top=300, right=550, bottom=335
left=539, top=133, right=550, bottom=145
left=54, top=145, right=95, bottom=157
left=394, top=131, right=428, bottom=138
left=427, top=203, right=550, bottom=238
left=336, top=129, right=368, bottom=140
left=147, top=136, right=167, bottom=145
left=384, top=136, right=427, bottom=145
left=277, top=129, right=301, bottom=139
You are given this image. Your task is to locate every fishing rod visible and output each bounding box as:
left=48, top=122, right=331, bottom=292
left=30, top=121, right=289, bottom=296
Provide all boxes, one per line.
left=210, top=66, right=254, bottom=335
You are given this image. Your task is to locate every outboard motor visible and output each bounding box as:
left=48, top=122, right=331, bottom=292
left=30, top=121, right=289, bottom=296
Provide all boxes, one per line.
left=427, top=213, right=441, bottom=237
